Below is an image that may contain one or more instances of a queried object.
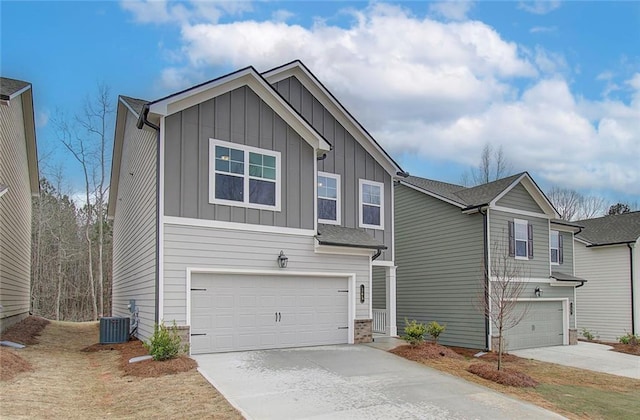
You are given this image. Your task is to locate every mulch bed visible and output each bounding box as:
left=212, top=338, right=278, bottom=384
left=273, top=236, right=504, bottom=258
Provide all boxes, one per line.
left=1, top=316, right=50, bottom=345
left=0, top=348, right=33, bottom=381
left=467, top=362, right=538, bottom=387
left=390, top=342, right=465, bottom=361
left=82, top=338, right=197, bottom=378
left=579, top=339, right=640, bottom=356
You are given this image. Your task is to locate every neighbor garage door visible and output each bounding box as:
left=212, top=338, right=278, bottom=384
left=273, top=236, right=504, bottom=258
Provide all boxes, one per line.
left=190, top=273, right=349, bottom=354
left=503, top=301, right=564, bottom=350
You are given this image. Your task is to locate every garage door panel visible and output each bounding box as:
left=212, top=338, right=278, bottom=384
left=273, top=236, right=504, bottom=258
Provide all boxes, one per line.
left=504, top=301, right=564, bottom=351
left=190, top=274, right=350, bottom=354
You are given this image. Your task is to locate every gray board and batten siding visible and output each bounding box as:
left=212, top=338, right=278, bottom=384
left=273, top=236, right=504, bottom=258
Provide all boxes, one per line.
left=111, top=109, right=158, bottom=340
left=0, top=94, right=32, bottom=331
left=163, top=85, right=315, bottom=230
left=273, top=76, right=393, bottom=261
left=394, top=183, right=486, bottom=349
left=489, top=209, right=551, bottom=279
left=495, top=183, right=544, bottom=213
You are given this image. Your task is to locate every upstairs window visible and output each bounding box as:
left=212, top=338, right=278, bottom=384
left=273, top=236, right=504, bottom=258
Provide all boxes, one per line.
left=359, top=179, right=384, bottom=230
left=508, top=219, right=533, bottom=259
left=550, top=230, right=563, bottom=264
left=318, top=172, right=340, bottom=224
left=209, top=139, right=280, bottom=210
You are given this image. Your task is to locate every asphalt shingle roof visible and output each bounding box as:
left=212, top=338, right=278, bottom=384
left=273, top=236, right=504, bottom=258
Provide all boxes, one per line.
left=120, top=96, right=148, bottom=117
left=316, top=224, right=387, bottom=250
left=1, top=77, right=30, bottom=100
left=551, top=271, right=587, bottom=282
left=575, top=211, right=640, bottom=246
left=402, top=172, right=526, bottom=208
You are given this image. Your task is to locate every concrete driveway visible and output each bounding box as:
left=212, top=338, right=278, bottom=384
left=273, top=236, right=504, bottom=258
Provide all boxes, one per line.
left=194, top=345, right=563, bottom=420
left=511, top=341, right=640, bottom=379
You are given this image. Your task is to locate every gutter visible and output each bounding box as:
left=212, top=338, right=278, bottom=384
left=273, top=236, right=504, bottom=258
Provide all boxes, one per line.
left=629, top=243, right=635, bottom=335
left=137, top=103, right=161, bottom=325
left=480, top=207, right=490, bottom=351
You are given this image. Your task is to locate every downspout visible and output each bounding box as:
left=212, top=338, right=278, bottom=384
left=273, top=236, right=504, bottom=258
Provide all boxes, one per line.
left=138, top=104, right=161, bottom=324
left=371, top=249, right=382, bottom=261
left=629, top=243, right=635, bottom=335
left=480, top=207, right=490, bottom=351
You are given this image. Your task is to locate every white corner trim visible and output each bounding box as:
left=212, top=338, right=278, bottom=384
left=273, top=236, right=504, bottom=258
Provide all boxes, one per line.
left=184, top=267, right=357, bottom=346
left=158, top=116, right=165, bottom=321
left=163, top=215, right=316, bottom=237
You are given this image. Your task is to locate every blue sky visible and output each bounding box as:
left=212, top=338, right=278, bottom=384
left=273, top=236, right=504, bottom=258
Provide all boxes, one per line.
left=2, top=1, right=639, bottom=207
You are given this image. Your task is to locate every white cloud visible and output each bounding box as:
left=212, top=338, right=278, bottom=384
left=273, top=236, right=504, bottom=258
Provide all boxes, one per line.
left=272, top=9, right=294, bottom=23
left=429, top=1, right=474, bottom=21
left=121, top=1, right=640, bottom=196
left=529, top=26, right=556, bottom=33
left=518, top=1, right=561, bottom=15
left=120, top=0, right=251, bottom=25
left=35, top=109, right=49, bottom=128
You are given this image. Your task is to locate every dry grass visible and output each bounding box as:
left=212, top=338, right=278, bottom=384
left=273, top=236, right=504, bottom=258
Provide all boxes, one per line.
left=392, top=344, right=640, bottom=420
left=0, top=319, right=243, bottom=419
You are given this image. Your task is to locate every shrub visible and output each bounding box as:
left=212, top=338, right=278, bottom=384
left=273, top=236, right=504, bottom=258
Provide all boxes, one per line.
left=426, top=321, right=446, bottom=345
left=402, top=318, right=427, bottom=346
left=618, top=333, right=639, bottom=345
left=144, top=321, right=188, bottom=361
left=581, top=328, right=594, bottom=341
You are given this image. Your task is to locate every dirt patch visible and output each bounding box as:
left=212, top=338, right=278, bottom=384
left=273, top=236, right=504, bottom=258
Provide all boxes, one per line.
left=0, top=320, right=242, bottom=419
left=1, top=316, right=50, bottom=345
left=390, top=342, right=465, bottom=361
left=0, top=347, right=33, bottom=381
left=467, top=362, right=538, bottom=387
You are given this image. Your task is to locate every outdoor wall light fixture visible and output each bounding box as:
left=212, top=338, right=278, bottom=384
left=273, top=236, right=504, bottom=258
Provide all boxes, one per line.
left=360, top=285, right=365, bottom=303
left=534, top=287, right=543, bottom=298
left=277, top=250, right=288, bottom=269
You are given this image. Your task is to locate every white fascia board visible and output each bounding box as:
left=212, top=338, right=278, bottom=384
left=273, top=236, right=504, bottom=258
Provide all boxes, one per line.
left=119, top=96, right=141, bottom=118
left=314, top=241, right=377, bottom=257
left=263, top=63, right=401, bottom=176
left=148, top=69, right=330, bottom=153
left=6, top=84, right=31, bottom=101
left=574, top=237, right=591, bottom=246
left=491, top=173, right=559, bottom=218
left=164, top=215, right=316, bottom=237
left=398, top=180, right=466, bottom=209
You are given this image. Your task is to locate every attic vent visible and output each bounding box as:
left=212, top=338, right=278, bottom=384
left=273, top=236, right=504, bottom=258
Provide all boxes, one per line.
left=99, top=317, right=130, bottom=344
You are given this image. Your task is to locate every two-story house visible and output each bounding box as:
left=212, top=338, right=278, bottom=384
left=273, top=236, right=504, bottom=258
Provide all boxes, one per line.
left=0, top=77, right=39, bottom=332
left=107, top=61, right=404, bottom=354
left=392, top=172, right=585, bottom=351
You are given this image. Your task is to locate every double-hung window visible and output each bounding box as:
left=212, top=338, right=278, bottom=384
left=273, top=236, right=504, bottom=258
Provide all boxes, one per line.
left=359, top=179, right=384, bottom=230
left=550, top=230, right=563, bottom=264
left=317, top=172, right=340, bottom=224
left=509, top=219, right=533, bottom=259
left=209, top=139, right=280, bottom=210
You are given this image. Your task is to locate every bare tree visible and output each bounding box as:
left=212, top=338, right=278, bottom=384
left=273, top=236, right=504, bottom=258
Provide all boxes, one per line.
left=461, top=143, right=512, bottom=186
left=579, top=195, right=607, bottom=219
left=547, top=186, right=608, bottom=221
left=478, top=238, right=530, bottom=371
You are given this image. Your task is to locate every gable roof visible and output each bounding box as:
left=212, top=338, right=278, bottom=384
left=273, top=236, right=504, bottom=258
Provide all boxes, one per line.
left=119, top=95, right=147, bottom=118
left=401, top=172, right=558, bottom=217
left=262, top=60, right=405, bottom=177
left=0, top=77, right=39, bottom=195
left=575, top=211, right=640, bottom=246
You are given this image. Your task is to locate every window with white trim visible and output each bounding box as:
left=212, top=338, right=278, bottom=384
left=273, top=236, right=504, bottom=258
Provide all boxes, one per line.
left=209, top=139, right=280, bottom=210
left=359, top=179, right=384, bottom=230
left=317, top=172, right=340, bottom=224
left=508, top=218, right=533, bottom=260
left=550, top=230, right=563, bottom=264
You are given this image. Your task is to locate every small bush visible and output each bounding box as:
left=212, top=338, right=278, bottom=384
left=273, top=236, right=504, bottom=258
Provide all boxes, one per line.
left=581, top=328, right=594, bottom=341
left=144, top=321, right=188, bottom=361
left=426, top=321, right=446, bottom=345
left=403, top=318, right=427, bottom=346
left=618, top=333, right=639, bottom=345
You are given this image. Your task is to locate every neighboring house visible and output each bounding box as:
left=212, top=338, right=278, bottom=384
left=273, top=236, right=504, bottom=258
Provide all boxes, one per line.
left=107, top=61, right=404, bottom=354
left=574, top=211, right=640, bottom=342
left=0, top=77, right=39, bottom=332
left=393, top=172, right=585, bottom=351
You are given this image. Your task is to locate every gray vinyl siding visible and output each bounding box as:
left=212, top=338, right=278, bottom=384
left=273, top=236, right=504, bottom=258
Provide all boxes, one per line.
left=553, top=231, right=574, bottom=274
left=372, top=266, right=386, bottom=309
left=111, top=111, right=158, bottom=341
left=489, top=209, right=550, bottom=279
left=575, top=243, right=632, bottom=342
left=0, top=96, right=32, bottom=331
left=274, top=76, right=393, bottom=260
left=163, top=86, right=314, bottom=230
left=163, top=223, right=371, bottom=323
left=395, top=184, right=485, bottom=348
left=496, top=183, right=544, bottom=213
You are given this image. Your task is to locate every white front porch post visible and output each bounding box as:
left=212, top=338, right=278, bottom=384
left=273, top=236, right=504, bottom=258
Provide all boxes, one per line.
left=386, top=266, right=397, bottom=336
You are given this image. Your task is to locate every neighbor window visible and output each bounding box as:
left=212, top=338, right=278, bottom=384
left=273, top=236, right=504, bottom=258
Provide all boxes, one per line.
left=550, top=230, right=563, bottom=264
left=509, top=219, right=533, bottom=259
left=317, top=172, right=340, bottom=224
left=209, top=139, right=280, bottom=210
left=359, top=179, right=384, bottom=229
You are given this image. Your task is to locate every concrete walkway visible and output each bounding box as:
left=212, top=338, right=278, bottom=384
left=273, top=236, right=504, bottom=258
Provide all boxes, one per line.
left=511, top=341, right=640, bottom=379
left=194, top=345, right=564, bottom=420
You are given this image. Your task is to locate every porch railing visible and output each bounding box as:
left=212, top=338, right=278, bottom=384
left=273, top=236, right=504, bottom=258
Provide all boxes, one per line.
left=372, top=308, right=387, bottom=334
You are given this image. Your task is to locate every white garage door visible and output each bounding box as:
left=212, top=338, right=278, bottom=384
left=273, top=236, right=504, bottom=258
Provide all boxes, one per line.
left=503, top=301, right=564, bottom=350
left=190, top=273, right=349, bottom=354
